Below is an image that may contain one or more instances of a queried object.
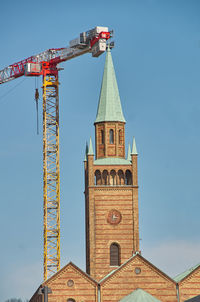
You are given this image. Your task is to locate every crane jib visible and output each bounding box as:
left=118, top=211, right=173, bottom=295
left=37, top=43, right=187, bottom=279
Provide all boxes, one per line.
left=0, top=27, right=112, bottom=84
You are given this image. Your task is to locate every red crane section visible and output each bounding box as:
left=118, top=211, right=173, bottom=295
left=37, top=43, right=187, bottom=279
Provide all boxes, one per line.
left=0, top=27, right=112, bottom=84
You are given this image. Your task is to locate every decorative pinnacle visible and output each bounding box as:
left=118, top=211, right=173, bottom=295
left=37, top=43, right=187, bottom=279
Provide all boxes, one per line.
left=127, top=143, right=131, bottom=161
left=131, top=137, right=138, bottom=155
left=84, top=141, right=88, bottom=161
left=88, top=137, right=94, bottom=155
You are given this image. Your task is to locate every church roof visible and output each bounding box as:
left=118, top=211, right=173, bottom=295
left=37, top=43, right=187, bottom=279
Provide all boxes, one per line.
left=99, top=253, right=138, bottom=283
left=119, top=288, right=161, bottom=302
left=127, top=143, right=131, bottom=161
left=131, top=137, right=138, bottom=155
left=84, top=141, right=88, bottom=161
left=94, top=157, right=131, bottom=165
left=99, top=252, right=176, bottom=285
left=95, top=46, right=126, bottom=124
left=29, top=261, right=98, bottom=301
left=174, top=263, right=200, bottom=283
left=88, top=137, right=94, bottom=155
left=42, top=261, right=97, bottom=286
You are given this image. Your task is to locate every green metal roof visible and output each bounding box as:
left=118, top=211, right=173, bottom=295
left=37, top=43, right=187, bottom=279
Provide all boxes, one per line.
left=84, top=141, right=88, bottom=161
left=95, top=46, right=126, bottom=124
left=119, top=289, right=161, bottom=302
left=99, top=253, right=138, bottom=283
left=88, top=137, right=94, bottom=155
left=131, top=137, right=138, bottom=155
left=99, top=253, right=137, bottom=283
left=94, top=157, right=131, bottom=165
left=174, top=263, right=200, bottom=282
left=127, top=143, right=131, bottom=161
left=99, top=268, right=117, bottom=283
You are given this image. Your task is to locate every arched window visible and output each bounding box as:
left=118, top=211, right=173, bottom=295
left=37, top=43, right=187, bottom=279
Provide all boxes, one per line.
left=95, top=170, right=101, bottom=185
left=67, top=299, right=76, bottom=302
left=102, top=170, right=109, bottom=185
left=118, top=170, right=125, bottom=185
left=125, top=170, right=132, bottom=185
left=110, top=170, right=116, bottom=185
left=110, top=243, right=120, bottom=266
left=119, top=129, right=122, bottom=145
left=101, top=130, right=104, bottom=144
left=109, top=129, right=114, bottom=144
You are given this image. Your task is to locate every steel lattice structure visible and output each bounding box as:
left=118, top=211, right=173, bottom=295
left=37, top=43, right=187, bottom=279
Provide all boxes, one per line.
left=43, top=66, right=60, bottom=280
left=0, top=26, right=112, bottom=280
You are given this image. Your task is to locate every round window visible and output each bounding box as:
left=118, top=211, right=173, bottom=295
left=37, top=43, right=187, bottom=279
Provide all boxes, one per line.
left=135, top=267, right=141, bottom=274
left=67, top=279, right=74, bottom=287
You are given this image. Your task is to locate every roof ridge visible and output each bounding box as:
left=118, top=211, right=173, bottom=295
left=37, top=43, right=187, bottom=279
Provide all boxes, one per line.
left=174, top=262, right=200, bottom=282
left=99, top=253, right=137, bottom=283
left=42, top=261, right=98, bottom=286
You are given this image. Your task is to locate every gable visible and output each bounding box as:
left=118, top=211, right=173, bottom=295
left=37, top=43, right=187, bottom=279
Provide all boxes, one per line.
left=177, top=265, right=200, bottom=301
left=30, top=262, right=98, bottom=302
left=44, top=262, right=97, bottom=286
left=100, top=254, right=177, bottom=302
left=174, top=263, right=200, bottom=283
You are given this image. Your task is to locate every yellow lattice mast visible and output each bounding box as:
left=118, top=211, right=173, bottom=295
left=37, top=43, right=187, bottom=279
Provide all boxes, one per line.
left=0, top=26, right=112, bottom=281
left=42, top=63, right=60, bottom=280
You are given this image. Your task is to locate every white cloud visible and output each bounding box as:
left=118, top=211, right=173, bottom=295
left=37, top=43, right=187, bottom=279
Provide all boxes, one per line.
left=142, top=240, right=200, bottom=278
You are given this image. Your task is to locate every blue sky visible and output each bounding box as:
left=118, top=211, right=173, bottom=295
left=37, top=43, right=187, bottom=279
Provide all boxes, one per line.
left=1, top=0, right=200, bottom=300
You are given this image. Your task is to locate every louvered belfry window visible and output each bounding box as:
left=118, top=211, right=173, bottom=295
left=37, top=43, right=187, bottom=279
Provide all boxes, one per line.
left=109, top=129, right=114, bottom=144
left=101, top=130, right=105, bottom=144
left=110, top=243, right=120, bottom=266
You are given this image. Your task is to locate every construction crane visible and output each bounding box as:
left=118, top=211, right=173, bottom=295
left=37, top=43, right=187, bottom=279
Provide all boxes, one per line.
left=0, top=26, right=112, bottom=280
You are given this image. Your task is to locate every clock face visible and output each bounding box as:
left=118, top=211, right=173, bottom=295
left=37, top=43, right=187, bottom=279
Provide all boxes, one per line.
left=107, top=209, right=122, bottom=225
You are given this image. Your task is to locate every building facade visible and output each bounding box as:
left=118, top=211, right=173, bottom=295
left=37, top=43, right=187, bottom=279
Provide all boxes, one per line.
left=30, top=47, right=200, bottom=302
left=84, top=46, right=139, bottom=281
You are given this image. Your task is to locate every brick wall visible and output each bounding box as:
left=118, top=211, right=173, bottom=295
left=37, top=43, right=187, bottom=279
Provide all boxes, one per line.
left=95, top=122, right=125, bottom=159
left=178, top=267, right=200, bottom=302
left=30, top=263, right=98, bottom=302
left=100, top=255, right=177, bottom=302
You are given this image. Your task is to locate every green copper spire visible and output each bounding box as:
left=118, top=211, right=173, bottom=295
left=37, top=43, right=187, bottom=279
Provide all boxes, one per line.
left=131, top=137, right=138, bottom=155
left=127, top=143, right=131, bottom=161
left=88, top=137, right=94, bottom=155
left=95, top=46, right=126, bottom=123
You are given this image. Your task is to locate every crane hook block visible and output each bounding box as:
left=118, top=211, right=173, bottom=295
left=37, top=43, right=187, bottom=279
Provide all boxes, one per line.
left=35, top=88, right=39, bottom=101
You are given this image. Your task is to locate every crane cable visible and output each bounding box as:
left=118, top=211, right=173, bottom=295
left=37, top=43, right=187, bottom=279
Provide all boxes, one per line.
left=0, top=78, right=26, bottom=103
left=35, top=77, right=40, bottom=135
left=0, top=77, right=41, bottom=135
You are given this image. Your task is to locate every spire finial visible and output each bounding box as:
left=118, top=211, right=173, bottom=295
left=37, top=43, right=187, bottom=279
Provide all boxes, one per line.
left=131, top=137, right=138, bottom=155
left=106, top=43, right=111, bottom=52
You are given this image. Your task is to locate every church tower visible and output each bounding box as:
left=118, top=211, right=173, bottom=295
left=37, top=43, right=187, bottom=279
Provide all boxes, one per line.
left=84, top=46, right=139, bottom=281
